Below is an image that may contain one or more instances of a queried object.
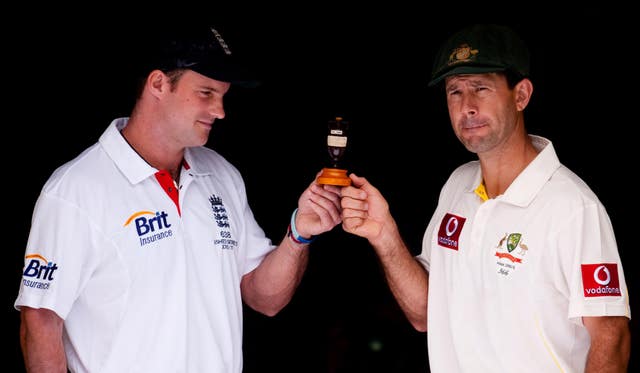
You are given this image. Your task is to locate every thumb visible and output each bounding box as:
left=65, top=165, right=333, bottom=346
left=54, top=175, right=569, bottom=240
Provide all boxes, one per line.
left=349, top=173, right=379, bottom=196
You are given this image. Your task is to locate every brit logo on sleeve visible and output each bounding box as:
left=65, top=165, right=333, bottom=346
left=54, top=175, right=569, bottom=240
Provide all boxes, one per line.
left=437, top=213, right=466, bottom=250
left=581, top=263, right=621, bottom=297
left=21, top=254, right=59, bottom=290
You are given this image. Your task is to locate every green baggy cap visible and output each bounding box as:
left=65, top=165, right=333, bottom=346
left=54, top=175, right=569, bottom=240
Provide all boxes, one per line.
left=429, top=24, right=530, bottom=87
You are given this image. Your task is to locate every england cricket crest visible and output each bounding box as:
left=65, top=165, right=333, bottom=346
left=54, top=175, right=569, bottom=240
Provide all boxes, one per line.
left=209, top=194, right=238, bottom=251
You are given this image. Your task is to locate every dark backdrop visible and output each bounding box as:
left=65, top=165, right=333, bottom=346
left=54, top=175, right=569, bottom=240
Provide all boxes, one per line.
left=5, top=7, right=637, bottom=372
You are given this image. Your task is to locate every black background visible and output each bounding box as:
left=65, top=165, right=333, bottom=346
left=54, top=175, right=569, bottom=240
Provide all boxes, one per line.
left=5, top=6, right=638, bottom=372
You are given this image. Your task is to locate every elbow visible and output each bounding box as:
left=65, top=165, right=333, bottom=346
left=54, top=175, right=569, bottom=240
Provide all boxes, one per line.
left=411, top=318, right=428, bottom=333
left=406, top=306, right=428, bottom=332
left=245, top=298, right=288, bottom=318
left=262, top=310, right=278, bottom=317
left=413, top=322, right=427, bottom=333
left=240, top=271, right=296, bottom=317
left=403, top=299, right=428, bottom=332
left=259, top=305, right=283, bottom=318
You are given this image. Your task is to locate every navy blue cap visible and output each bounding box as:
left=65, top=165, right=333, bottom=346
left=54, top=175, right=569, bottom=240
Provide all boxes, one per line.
left=151, top=25, right=259, bottom=88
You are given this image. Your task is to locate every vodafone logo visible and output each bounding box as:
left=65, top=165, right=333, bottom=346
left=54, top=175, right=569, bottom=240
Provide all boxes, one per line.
left=437, top=213, right=466, bottom=250
left=593, top=265, right=611, bottom=285
left=445, top=216, right=459, bottom=236
left=581, top=263, right=621, bottom=297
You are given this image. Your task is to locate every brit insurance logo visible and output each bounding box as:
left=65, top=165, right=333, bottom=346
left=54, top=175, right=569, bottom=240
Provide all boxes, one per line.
left=124, top=210, right=174, bottom=247
left=209, top=194, right=237, bottom=250
left=21, top=254, right=59, bottom=290
left=494, top=232, right=529, bottom=276
left=581, top=263, right=621, bottom=297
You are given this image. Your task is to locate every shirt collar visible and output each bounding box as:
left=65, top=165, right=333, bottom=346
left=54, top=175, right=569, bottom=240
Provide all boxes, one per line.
left=99, top=118, right=157, bottom=185
left=469, top=135, right=562, bottom=206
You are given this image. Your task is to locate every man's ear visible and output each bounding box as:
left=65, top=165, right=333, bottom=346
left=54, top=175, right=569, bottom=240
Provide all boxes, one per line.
left=147, top=69, right=168, bottom=97
left=515, top=78, right=533, bottom=111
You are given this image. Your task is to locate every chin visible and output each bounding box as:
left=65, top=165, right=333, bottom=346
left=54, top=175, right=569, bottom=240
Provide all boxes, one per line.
left=461, top=138, right=484, bottom=153
left=194, top=128, right=211, bottom=145
left=195, top=137, right=209, bottom=147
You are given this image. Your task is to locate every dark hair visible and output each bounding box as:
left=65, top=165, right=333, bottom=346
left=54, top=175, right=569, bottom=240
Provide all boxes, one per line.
left=132, top=68, right=188, bottom=102
left=504, top=70, right=527, bottom=89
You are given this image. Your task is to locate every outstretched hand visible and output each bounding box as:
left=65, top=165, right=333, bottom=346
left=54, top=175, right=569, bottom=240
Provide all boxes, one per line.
left=294, top=172, right=343, bottom=238
left=340, top=173, right=392, bottom=241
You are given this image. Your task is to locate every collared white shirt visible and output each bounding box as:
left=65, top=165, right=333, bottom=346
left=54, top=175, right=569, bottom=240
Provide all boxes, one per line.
left=16, top=118, right=274, bottom=372
left=417, top=135, right=630, bottom=373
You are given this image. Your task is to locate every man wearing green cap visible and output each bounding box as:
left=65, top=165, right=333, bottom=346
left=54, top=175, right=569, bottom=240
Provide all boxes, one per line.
left=340, top=23, right=630, bottom=372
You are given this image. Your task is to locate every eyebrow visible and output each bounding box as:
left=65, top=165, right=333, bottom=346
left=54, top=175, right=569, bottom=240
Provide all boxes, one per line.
left=446, top=76, right=494, bottom=91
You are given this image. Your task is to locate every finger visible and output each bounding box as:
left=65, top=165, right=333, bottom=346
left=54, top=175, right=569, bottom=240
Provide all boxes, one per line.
left=341, top=217, right=367, bottom=235
left=342, top=207, right=367, bottom=219
left=340, top=196, right=368, bottom=211
left=309, top=184, right=341, bottom=208
left=340, top=185, right=367, bottom=200
left=351, top=174, right=381, bottom=197
left=305, top=202, right=342, bottom=234
left=348, top=173, right=366, bottom=187
left=300, top=185, right=342, bottom=220
left=310, top=170, right=325, bottom=186
left=321, top=184, right=342, bottom=195
left=308, top=195, right=342, bottom=223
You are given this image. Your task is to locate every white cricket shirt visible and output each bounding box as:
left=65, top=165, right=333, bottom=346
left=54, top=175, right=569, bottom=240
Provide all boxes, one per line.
left=417, top=135, right=630, bottom=373
left=15, top=118, right=275, bottom=372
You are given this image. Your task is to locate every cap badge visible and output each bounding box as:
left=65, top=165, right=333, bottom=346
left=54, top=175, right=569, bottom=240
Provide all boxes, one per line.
left=448, top=43, right=478, bottom=66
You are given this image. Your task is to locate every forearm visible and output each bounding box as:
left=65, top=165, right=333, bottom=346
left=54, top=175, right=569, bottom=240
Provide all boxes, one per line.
left=241, top=234, right=309, bottom=316
left=371, top=223, right=428, bottom=331
left=585, top=342, right=630, bottom=373
left=584, top=316, right=630, bottom=373
left=20, top=307, right=67, bottom=373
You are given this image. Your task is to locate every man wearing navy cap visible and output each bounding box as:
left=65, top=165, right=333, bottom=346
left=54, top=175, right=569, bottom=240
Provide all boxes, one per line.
left=15, top=25, right=343, bottom=372
left=341, top=23, right=631, bottom=372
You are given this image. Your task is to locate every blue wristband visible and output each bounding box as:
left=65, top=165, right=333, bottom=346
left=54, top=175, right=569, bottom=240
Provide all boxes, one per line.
left=289, top=208, right=316, bottom=244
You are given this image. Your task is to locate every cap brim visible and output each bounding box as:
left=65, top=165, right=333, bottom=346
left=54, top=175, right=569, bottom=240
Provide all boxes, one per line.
left=428, top=65, right=506, bottom=87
